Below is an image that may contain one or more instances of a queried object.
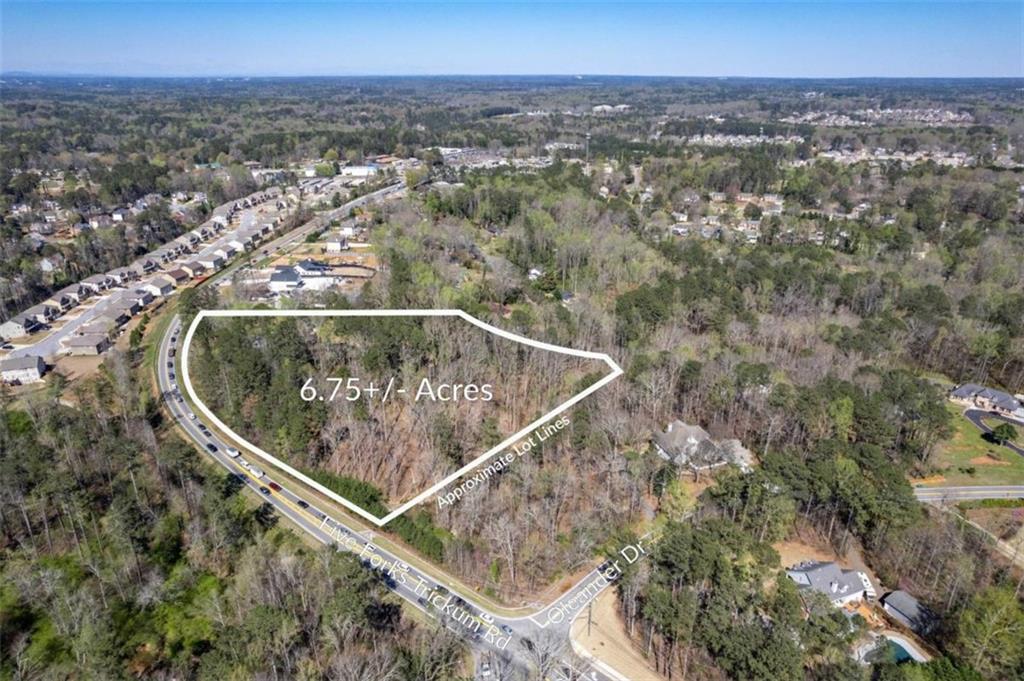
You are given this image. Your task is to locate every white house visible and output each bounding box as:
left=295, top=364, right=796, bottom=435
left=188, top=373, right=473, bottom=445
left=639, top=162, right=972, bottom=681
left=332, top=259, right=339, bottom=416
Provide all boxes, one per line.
left=325, top=234, right=349, bottom=253
left=0, top=314, right=38, bottom=340
left=140, top=275, right=175, bottom=298
left=1, top=355, right=47, bottom=384
left=196, top=251, right=224, bottom=271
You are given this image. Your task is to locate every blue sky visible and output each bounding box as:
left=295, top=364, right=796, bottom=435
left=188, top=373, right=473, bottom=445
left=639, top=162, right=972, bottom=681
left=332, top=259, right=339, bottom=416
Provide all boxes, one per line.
left=1, top=2, right=1021, bottom=77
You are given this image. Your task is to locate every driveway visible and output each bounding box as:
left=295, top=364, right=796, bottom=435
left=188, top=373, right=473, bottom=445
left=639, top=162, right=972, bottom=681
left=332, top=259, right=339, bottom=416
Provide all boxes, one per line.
left=963, top=408, right=1024, bottom=457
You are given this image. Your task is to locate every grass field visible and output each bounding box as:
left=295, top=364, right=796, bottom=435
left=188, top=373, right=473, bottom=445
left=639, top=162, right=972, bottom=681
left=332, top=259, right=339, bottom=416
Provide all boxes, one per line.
left=926, top=403, right=1024, bottom=486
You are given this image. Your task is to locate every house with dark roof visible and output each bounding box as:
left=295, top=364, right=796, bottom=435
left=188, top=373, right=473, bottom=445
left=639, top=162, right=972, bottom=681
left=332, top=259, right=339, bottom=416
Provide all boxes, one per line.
left=166, top=269, right=191, bottom=286
left=786, top=561, right=877, bottom=608
left=881, top=590, right=937, bottom=636
left=951, top=383, right=1024, bottom=419
left=269, top=266, right=302, bottom=293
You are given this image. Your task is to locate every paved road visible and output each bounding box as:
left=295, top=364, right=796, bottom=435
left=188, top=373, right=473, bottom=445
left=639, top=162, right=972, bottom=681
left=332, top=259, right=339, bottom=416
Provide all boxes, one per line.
left=962, top=408, right=1024, bottom=457
left=8, top=291, right=126, bottom=359
left=157, top=316, right=619, bottom=680
left=913, top=485, right=1024, bottom=502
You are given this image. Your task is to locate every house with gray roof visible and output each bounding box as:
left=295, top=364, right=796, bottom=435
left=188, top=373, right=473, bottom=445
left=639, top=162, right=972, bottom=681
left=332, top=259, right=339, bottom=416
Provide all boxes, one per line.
left=1, top=355, right=47, bottom=384
left=0, top=313, right=38, bottom=340
left=653, top=420, right=754, bottom=474
left=950, top=383, right=1024, bottom=419
left=786, top=561, right=876, bottom=608
left=881, top=590, right=937, bottom=636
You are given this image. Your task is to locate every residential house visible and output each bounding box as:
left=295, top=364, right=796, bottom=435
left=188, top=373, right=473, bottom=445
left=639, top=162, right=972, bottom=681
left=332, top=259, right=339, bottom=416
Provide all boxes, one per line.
left=81, top=314, right=124, bottom=336
left=108, top=295, right=140, bottom=318
left=213, top=243, right=237, bottom=260
left=881, top=591, right=937, bottom=636
left=130, top=258, right=158, bottom=276
left=653, top=420, right=754, bottom=473
left=107, top=267, right=137, bottom=286
left=1, top=355, right=47, bottom=384
left=56, top=283, right=89, bottom=305
left=174, top=235, right=197, bottom=252
left=141, top=275, right=176, bottom=298
left=196, top=251, right=224, bottom=271
left=325, top=234, right=349, bottom=253
left=268, top=266, right=302, bottom=293
left=180, top=262, right=206, bottom=278
left=166, top=269, right=191, bottom=286
left=294, top=259, right=330, bottom=277
left=81, top=273, right=113, bottom=293
left=64, top=333, right=110, bottom=356
left=43, top=295, right=73, bottom=316
left=24, top=304, right=57, bottom=325
left=950, top=383, right=1024, bottom=420
left=0, top=313, right=38, bottom=339
left=130, top=289, right=155, bottom=308
left=786, top=562, right=876, bottom=608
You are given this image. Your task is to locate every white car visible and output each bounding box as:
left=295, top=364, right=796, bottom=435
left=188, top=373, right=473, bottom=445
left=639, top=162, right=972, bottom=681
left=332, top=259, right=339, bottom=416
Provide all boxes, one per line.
left=225, top=447, right=241, bottom=458
left=187, top=412, right=196, bottom=420
left=249, top=467, right=265, bottom=479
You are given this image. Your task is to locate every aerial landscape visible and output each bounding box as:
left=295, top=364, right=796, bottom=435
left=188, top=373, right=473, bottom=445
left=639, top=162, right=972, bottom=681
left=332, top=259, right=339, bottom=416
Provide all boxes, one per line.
left=1, top=2, right=1023, bottom=680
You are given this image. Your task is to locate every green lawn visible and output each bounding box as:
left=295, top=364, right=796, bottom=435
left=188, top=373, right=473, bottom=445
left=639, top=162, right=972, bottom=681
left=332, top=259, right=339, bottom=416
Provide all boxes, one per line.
left=927, top=403, right=1024, bottom=486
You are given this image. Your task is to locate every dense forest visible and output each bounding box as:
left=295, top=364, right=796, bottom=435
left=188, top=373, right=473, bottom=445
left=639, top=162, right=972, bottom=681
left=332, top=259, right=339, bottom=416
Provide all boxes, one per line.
left=0, top=349, right=465, bottom=679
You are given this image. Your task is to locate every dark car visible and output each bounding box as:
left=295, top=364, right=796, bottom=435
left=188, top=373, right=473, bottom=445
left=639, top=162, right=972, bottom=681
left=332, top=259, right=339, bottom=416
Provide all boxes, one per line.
left=166, top=361, right=173, bottom=368
left=520, top=637, right=534, bottom=652
left=205, top=443, right=218, bottom=453
left=268, top=482, right=282, bottom=492
left=501, top=624, right=513, bottom=635
left=259, top=486, right=271, bottom=495
left=296, top=499, right=309, bottom=509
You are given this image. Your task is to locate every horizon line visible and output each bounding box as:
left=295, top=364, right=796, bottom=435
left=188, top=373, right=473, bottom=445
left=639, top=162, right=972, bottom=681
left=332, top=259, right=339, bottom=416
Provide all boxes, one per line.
left=3, top=71, right=1022, bottom=81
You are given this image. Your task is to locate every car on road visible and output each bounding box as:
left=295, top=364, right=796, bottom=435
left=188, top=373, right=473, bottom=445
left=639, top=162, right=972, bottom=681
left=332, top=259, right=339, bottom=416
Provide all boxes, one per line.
left=500, top=624, right=513, bottom=636
left=249, top=467, right=265, bottom=479
left=259, top=486, right=271, bottom=495
left=268, top=482, right=282, bottom=492
left=187, top=412, right=196, bottom=420
left=205, top=443, right=218, bottom=453
left=520, top=637, right=534, bottom=652
left=225, top=447, right=240, bottom=458
left=166, top=361, right=173, bottom=368
left=296, top=499, right=309, bottom=509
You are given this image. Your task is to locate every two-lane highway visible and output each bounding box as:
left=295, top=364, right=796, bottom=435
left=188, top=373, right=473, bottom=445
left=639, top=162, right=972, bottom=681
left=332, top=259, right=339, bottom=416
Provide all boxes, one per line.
left=914, top=485, right=1024, bottom=503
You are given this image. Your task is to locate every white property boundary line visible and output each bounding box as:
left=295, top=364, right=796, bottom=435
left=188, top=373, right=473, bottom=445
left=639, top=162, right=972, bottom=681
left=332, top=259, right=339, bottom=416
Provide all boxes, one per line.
left=181, top=309, right=623, bottom=527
